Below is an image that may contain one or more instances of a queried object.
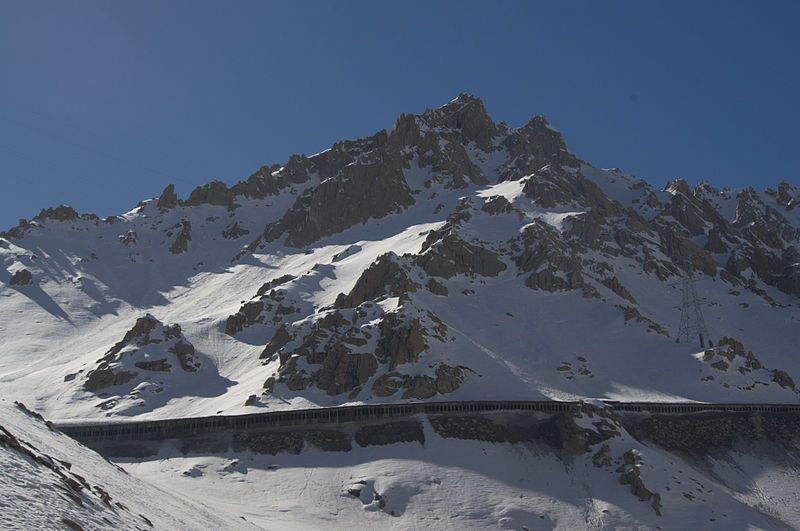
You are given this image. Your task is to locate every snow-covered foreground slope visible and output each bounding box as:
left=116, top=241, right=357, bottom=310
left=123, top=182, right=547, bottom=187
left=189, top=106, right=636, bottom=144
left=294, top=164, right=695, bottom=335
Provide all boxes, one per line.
left=1, top=93, right=799, bottom=423
left=2, top=93, right=800, bottom=530
left=118, top=408, right=800, bottom=530
left=6, top=395, right=799, bottom=530
left=0, top=399, right=250, bottom=530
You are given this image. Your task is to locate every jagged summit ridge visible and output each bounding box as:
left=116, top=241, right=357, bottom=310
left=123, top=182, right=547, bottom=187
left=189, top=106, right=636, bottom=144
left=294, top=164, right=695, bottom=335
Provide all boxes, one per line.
left=0, top=94, right=799, bottom=421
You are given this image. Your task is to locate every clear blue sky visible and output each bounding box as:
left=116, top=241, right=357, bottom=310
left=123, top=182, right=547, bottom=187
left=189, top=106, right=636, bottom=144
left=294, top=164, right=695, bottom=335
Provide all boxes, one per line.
left=1, top=1, right=798, bottom=228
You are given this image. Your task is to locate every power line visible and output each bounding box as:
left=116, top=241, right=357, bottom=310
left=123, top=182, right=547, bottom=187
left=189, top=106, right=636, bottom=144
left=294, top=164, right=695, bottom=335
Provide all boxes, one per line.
left=673, top=265, right=710, bottom=348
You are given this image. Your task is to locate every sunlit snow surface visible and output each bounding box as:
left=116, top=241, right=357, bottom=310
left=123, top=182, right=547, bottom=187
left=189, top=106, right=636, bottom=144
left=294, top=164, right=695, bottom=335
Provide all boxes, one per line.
left=1, top=159, right=799, bottom=422
left=119, top=412, right=800, bottom=530
left=0, top=399, right=249, bottom=530
left=2, top=113, right=800, bottom=529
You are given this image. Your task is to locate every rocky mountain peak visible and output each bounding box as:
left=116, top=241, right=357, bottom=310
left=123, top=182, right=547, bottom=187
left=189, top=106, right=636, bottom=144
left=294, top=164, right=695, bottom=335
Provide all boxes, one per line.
left=3, top=94, right=800, bottom=423
left=500, top=115, right=577, bottom=180
left=418, top=93, right=498, bottom=151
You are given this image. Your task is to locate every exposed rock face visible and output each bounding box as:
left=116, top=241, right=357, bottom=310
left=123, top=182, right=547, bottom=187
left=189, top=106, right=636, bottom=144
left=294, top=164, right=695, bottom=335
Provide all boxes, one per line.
left=263, top=297, right=461, bottom=399
left=9, top=269, right=33, bottom=286
left=705, top=228, right=728, bottom=253
left=222, top=222, right=249, bottom=240
left=168, top=339, right=198, bottom=372
left=515, top=219, right=596, bottom=296
left=256, top=274, right=297, bottom=297
left=776, top=180, right=797, bottom=209
left=184, top=180, right=233, bottom=207
left=426, top=278, right=448, bottom=296
left=261, top=324, right=293, bottom=360
left=481, top=195, right=513, bottom=215
left=382, top=96, right=498, bottom=188
left=335, top=253, right=418, bottom=308
left=263, top=152, right=414, bottom=247
left=315, top=346, right=378, bottom=396
left=658, top=227, right=717, bottom=276
left=526, top=267, right=584, bottom=292
left=421, top=93, right=499, bottom=151
left=0, top=219, right=33, bottom=239
left=168, top=220, right=192, bottom=254
left=375, top=314, right=427, bottom=368
left=83, top=369, right=138, bottom=392
left=666, top=193, right=706, bottom=235
left=134, top=359, right=171, bottom=372
left=83, top=314, right=199, bottom=393
left=224, top=277, right=306, bottom=339
left=119, top=230, right=137, bottom=246
left=224, top=301, right=265, bottom=335
left=500, top=116, right=579, bottom=181
left=417, top=230, right=506, bottom=278
left=229, top=164, right=290, bottom=199
left=34, top=205, right=80, bottom=222
left=772, top=370, right=796, bottom=391
left=601, top=276, right=637, bottom=304
left=420, top=136, right=487, bottom=188
left=262, top=310, right=378, bottom=396
left=156, top=184, right=179, bottom=210
left=523, top=167, right=621, bottom=216
left=372, top=364, right=468, bottom=399
left=617, top=305, right=669, bottom=337
left=617, top=450, right=662, bottom=516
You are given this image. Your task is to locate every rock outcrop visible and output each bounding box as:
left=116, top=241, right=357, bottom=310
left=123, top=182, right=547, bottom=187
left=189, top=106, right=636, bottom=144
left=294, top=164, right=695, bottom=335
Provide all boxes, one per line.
left=184, top=180, right=233, bottom=207
left=617, top=450, right=663, bottom=516
left=224, top=278, right=306, bottom=337
left=222, top=221, right=249, bottom=240
left=335, top=253, right=419, bottom=308
left=262, top=152, right=415, bottom=247
left=83, top=314, right=199, bottom=393
left=372, top=364, right=468, bottom=399
left=699, top=336, right=798, bottom=395
left=9, top=269, right=33, bottom=286
left=499, top=116, right=579, bottom=181
left=168, top=220, right=192, bottom=254
left=119, top=230, right=137, bottom=246
left=417, top=230, right=506, bottom=279
left=375, top=314, right=427, bottom=368
left=34, top=205, right=80, bottom=222
left=156, top=184, right=179, bottom=210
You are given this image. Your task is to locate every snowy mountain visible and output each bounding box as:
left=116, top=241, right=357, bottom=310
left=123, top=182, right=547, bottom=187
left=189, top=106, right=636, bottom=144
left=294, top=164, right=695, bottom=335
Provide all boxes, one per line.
left=3, top=94, right=800, bottom=530
left=1, top=93, right=799, bottom=423
left=118, top=402, right=800, bottom=530
left=7, top=397, right=800, bottom=529
left=0, top=399, right=250, bottom=529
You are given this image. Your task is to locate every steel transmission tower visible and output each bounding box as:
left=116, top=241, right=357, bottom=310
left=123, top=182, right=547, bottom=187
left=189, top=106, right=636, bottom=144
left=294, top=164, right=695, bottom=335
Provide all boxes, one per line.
left=675, top=267, right=710, bottom=348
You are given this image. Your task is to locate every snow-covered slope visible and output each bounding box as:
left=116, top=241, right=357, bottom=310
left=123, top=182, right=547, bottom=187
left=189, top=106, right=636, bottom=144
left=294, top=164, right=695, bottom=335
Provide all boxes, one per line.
left=119, top=405, right=800, bottom=530
left=1, top=94, right=799, bottom=422
left=0, top=399, right=250, bottom=530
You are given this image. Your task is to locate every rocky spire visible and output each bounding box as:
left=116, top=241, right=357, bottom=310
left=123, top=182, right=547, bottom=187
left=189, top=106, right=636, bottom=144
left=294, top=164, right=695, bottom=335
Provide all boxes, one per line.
left=156, top=184, right=179, bottom=210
